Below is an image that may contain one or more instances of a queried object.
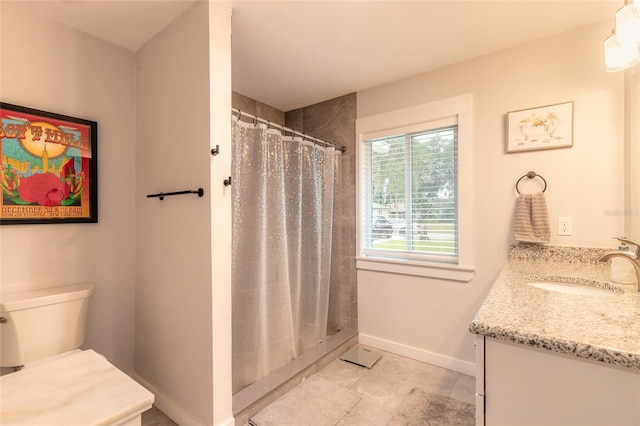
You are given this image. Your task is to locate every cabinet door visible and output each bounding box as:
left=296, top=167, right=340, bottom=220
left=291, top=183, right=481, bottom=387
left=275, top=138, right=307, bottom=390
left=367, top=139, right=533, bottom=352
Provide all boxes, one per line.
left=485, top=338, right=640, bottom=426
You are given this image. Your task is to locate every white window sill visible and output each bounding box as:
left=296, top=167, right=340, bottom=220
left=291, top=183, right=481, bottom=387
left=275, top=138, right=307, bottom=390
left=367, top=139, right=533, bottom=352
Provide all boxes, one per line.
left=355, top=256, right=475, bottom=282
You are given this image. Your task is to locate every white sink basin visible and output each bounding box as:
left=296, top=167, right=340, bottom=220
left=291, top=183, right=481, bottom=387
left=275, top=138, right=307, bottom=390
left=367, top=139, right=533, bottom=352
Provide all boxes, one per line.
left=527, top=281, right=618, bottom=296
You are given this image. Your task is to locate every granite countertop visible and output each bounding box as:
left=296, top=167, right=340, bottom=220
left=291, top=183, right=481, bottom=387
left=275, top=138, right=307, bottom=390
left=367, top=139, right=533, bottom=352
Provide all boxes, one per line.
left=0, top=349, right=154, bottom=425
left=469, top=244, right=640, bottom=370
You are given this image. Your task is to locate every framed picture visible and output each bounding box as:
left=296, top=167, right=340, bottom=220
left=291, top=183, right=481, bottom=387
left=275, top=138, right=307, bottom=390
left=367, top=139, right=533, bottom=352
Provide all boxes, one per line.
left=0, top=103, right=97, bottom=224
left=506, top=101, right=574, bottom=153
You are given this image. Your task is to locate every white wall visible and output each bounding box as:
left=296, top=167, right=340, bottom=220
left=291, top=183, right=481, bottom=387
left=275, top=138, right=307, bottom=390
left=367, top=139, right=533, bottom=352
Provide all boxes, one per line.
left=356, top=20, right=625, bottom=373
left=134, top=2, right=232, bottom=425
left=0, top=2, right=137, bottom=372
left=1, top=2, right=233, bottom=424
left=208, top=2, right=234, bottom=425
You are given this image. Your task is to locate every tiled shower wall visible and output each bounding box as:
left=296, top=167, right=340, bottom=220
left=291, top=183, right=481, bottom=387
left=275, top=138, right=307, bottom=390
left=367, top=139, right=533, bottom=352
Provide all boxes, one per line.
left=232, top=91, right=285, bottom=125
left=285, top=94, right=357, bottom=332
left=232, top=91, right=358, bottom=331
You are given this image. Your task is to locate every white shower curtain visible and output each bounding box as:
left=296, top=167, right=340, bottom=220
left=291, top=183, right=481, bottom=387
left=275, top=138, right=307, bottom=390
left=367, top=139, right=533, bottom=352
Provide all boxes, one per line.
left=231, top=116, right=342, bottom=394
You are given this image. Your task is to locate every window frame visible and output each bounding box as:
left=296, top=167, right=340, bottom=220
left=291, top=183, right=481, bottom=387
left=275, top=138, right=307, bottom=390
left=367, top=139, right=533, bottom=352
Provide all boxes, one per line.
left=356, top=94, right=475, bottom=282
left=362, top=120, right=458, bottom=263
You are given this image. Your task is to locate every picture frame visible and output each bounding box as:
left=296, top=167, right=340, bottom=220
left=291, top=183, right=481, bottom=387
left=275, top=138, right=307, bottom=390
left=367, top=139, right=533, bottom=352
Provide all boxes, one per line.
left=506, top=101, right=574, bottom=153
left=0, top=103, right=98, bottom=224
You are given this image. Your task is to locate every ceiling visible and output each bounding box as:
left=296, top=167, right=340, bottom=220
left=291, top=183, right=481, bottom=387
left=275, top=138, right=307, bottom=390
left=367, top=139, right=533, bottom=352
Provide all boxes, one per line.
left=10, top=0, right=620, bottom=111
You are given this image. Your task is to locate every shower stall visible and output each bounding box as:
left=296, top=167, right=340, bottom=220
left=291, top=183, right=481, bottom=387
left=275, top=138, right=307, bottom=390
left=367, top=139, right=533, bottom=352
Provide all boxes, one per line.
left=230, top=106, right=357, bottom=416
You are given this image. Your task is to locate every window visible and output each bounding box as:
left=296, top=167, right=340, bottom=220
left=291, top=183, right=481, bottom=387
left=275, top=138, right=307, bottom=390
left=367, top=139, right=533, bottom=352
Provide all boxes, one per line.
left=356, top=95, right=474, bottom=281
left=363, top=123, right=458, bottom=262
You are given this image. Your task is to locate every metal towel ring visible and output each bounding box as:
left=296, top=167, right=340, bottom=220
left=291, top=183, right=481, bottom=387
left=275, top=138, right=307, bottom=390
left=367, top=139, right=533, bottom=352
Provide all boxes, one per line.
left=515, top=171, right=547, bottom=194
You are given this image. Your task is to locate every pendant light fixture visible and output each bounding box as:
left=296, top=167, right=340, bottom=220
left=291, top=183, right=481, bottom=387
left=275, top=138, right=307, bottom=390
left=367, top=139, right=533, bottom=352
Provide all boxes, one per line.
left=605, top=29, right=640, bottom=72
left=606, top=0, right=640, bottom=72
left=616, top=0, right=640, bottom=45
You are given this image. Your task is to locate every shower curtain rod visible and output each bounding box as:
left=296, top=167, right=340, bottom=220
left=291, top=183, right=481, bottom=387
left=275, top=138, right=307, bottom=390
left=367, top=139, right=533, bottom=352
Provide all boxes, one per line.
left=232, top=108, right=347, bottom=153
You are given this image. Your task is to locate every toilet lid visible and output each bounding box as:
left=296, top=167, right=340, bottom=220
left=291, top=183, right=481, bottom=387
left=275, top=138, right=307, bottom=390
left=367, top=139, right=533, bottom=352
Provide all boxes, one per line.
left=0, top=349, right=153, bottom=425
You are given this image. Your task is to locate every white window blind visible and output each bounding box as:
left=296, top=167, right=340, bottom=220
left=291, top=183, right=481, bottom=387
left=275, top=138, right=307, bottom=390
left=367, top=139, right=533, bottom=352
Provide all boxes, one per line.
left=362, top=121, right=458, bottom=264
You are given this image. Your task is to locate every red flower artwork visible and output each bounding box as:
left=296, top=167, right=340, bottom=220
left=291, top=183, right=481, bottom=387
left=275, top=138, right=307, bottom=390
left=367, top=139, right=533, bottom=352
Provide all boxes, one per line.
left=18, top=173, right=70, bottom=207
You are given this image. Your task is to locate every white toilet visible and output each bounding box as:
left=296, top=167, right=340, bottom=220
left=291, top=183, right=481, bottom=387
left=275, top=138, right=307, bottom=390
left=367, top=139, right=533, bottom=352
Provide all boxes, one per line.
left=0, top=283, right=154, bottom=425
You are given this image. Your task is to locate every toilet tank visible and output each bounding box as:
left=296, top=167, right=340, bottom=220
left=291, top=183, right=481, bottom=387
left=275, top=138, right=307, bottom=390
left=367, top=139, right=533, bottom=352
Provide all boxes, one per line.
left=0, top=283, right=93, bottom=367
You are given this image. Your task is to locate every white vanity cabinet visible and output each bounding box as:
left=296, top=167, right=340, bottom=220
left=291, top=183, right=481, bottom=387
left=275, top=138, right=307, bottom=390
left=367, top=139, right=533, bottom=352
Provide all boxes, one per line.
left=475, top=335, right=640, bottom=426
left=471, top=246, right=640, bottom=425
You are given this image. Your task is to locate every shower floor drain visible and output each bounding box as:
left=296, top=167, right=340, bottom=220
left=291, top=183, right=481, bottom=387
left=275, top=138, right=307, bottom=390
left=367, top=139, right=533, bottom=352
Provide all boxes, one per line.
left=340, top=345, right=382, bottom=368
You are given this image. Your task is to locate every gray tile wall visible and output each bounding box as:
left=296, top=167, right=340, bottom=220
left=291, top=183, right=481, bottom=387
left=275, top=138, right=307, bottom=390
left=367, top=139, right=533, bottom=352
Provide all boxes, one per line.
left=232, top=92, right=285, bottom=126
left=232, top=91, right=358, bottom=332
left=286, top=93, right=358, bottom=331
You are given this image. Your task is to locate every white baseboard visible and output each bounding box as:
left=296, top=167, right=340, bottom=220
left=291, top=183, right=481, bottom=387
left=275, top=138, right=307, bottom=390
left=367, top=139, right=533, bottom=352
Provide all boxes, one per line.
left=131, top=373, right=216, bottom=426
left=358, top=333, right=476, bottom=376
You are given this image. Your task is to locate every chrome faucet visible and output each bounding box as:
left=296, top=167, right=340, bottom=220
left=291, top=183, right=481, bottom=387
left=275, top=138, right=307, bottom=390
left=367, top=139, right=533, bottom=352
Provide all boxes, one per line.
left=597, top=237, right=640, bottom=292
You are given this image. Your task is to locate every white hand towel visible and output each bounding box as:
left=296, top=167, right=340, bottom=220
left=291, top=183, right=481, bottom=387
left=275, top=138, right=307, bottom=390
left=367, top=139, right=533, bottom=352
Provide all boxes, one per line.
left=514, top=192, right=550, bottom=244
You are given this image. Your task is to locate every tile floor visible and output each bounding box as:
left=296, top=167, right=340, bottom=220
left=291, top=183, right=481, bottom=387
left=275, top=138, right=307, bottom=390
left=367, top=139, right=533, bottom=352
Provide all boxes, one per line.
left=143, top=346, right=476, bottom=426
left=311, top=346, right=475, bottom=425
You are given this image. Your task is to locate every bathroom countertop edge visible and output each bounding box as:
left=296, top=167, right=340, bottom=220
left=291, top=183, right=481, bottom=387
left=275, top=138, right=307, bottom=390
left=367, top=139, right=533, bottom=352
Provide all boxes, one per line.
left=469, top=245, right=640, bottom=371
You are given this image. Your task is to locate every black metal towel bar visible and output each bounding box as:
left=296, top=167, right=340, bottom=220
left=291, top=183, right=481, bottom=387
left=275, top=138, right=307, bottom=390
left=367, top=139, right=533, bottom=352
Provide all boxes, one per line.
left=147, top=188, right=204, bottom=201
left=515, top=171, right=547, bottom=194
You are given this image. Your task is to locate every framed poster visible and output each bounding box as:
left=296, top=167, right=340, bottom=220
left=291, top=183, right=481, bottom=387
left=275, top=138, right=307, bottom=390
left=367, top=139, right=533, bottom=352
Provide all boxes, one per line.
left=0, top=103, right=97, bottom=224
left=506, top=101, right=574, bottom=153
